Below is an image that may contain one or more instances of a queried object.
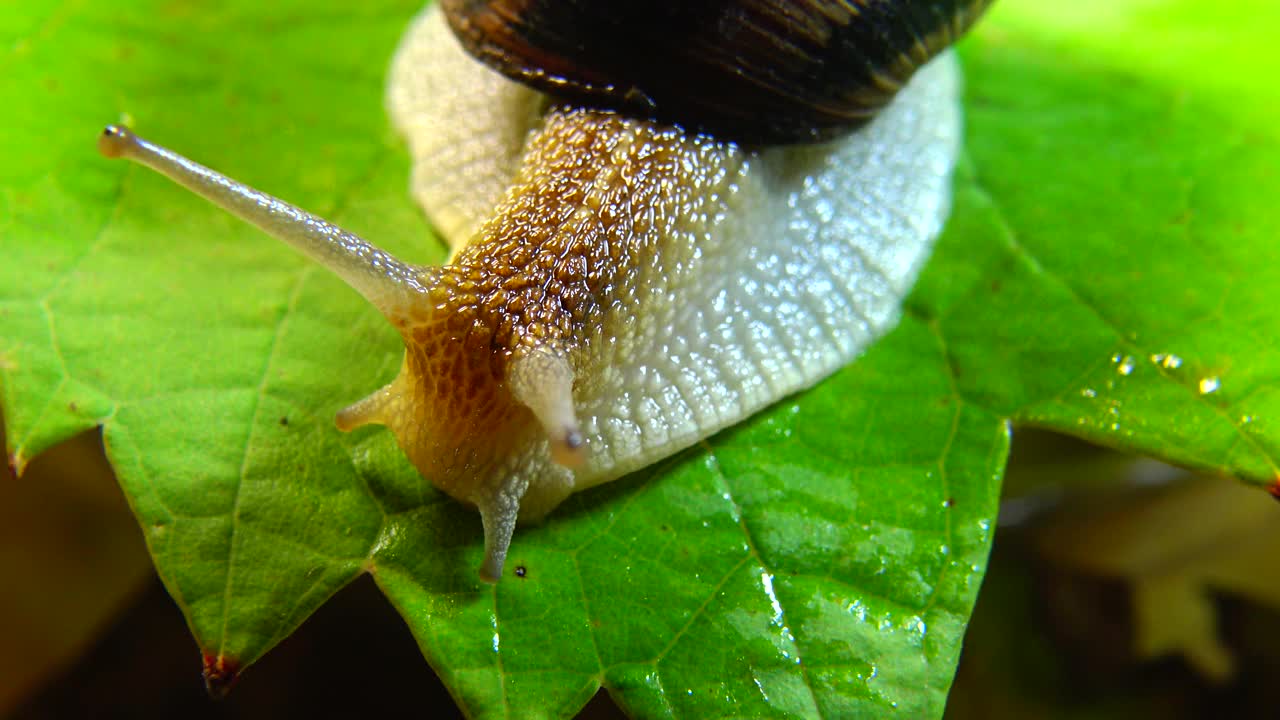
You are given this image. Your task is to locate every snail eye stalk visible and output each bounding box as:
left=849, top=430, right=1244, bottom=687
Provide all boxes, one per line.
left=97, top=124, right=424, bottom=317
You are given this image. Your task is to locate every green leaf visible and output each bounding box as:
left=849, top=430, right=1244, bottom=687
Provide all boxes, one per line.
left=947, top=1, right=1280, bottom=479
left=1, top=1, right=1275, bottom=718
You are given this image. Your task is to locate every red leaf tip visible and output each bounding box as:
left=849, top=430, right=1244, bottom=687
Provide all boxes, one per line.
left=1268, top=478, right=1280, bottom=503
left=202, top=653, right=241, bottom=699
left=5, top=450, right=25, bottom=479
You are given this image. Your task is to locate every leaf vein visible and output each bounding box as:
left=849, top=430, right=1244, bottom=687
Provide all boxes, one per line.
left=215, top=265, right=316, bottom=658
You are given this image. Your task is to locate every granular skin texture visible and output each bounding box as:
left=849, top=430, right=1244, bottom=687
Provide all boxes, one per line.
left=374, top=105, right=747, bottom=510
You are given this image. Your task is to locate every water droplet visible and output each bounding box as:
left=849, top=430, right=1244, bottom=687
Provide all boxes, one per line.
left=1241, top=415, right=1256, bottom=425
left=1199, top=376, right=1220, bottom=394
left=761, top=572, right=784, bottom=625
left=1151, top=353, right=1183, bottom=370
left=903, top=615, right=927, bottom=638
left=1114, top=354, right=1135, bottom=376
left=1080, top=388, right=1097, bottom=398
left=845, top=600, right=868, bottom=622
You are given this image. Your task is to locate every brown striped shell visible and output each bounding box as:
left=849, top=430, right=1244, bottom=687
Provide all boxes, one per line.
left=442, top=0, right=993, bottom=145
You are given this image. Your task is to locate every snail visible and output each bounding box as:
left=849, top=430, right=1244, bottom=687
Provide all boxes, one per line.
left=97, top=0, right=990, bottom=582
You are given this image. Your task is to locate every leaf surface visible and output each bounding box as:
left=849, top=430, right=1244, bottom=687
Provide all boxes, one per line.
left=1, top=1, right=1276, bottom=717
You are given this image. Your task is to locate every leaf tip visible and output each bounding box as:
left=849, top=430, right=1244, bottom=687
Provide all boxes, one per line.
left=202, top=653, right=241, bottom=699
left=6, top=449, right=26, bottom=478
left=1268, top=479, right=1280, bottom=503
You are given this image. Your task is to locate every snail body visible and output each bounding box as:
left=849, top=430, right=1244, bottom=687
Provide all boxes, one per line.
left=99, top=0, right=986, bottom=581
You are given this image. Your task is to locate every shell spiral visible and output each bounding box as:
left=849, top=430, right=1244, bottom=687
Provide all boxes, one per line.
left=442, top=0, right=992, bottom=144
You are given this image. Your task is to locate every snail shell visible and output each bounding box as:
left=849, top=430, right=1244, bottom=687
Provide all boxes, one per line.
left=442, top=0, right=992, bottom=144
left=99, top=0, right=981, bottom=582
